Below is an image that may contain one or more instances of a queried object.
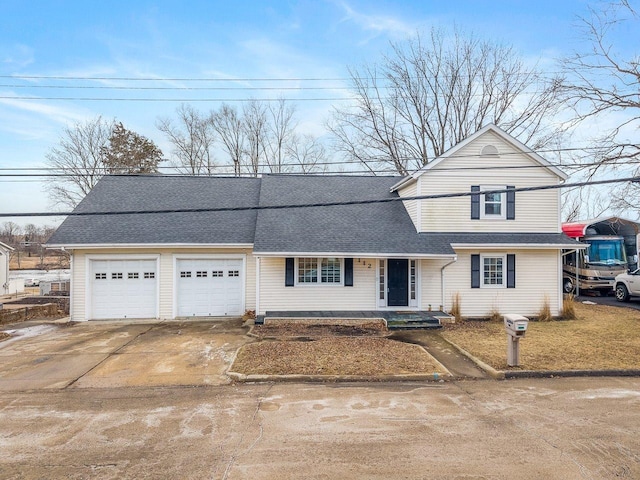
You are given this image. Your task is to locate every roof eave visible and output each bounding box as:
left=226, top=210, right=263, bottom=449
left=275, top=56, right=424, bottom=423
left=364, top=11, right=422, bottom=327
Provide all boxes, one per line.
left=253, top=251, right=456, bottom=259
left=450, top=243, right=586, bottom=249
left=45, top=242, right=255, bottom=250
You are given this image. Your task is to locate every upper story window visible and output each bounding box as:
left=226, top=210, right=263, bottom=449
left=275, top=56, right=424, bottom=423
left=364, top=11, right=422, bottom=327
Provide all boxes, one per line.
left=481, top=187, right=506, bottom=219
left=472, top=185, right=515, bottom=220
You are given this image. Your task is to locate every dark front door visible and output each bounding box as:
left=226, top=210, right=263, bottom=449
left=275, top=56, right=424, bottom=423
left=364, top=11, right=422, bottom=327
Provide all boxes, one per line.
left=388, top=259, right=409, bottom=307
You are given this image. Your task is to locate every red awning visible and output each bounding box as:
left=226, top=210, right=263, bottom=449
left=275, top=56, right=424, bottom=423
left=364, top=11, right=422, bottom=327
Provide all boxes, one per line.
left=561, top=222, right=589, bottom=239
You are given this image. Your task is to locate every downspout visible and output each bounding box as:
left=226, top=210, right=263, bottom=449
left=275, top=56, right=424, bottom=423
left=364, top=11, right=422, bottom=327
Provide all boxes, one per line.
left=440, top=257, right=458, bottom=311
left=65, top=248, right=73, bottom=321
left=255, top=256, right=261, bottom=318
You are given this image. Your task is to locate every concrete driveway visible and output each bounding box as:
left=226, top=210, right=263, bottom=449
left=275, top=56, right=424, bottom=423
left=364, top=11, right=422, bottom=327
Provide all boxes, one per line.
left=0, top=318, right=253, bottom=391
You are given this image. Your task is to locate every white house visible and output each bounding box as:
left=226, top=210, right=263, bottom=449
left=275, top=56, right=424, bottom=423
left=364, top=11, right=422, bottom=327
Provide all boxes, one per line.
left=47, top=124, right=580, bottom=322
left=1, top=241, right=14, bottom=295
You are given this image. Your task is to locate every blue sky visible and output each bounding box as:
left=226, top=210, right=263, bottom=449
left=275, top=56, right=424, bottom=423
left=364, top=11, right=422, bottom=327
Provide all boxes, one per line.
left=0, top=0, right=627, bottom=226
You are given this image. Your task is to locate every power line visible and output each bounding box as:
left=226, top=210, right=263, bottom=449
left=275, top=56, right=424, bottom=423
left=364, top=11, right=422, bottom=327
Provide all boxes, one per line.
left=0, top=95, right=353, bottom=102
left=1, top=176, right=637, bottom=218
left=0, top=72, right=561, bottom=82
left=1, top=154, right=637, bottom=177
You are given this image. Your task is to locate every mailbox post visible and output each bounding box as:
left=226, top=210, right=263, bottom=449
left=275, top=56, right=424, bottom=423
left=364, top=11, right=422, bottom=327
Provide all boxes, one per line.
left=503, top=314, right=529, bottom=367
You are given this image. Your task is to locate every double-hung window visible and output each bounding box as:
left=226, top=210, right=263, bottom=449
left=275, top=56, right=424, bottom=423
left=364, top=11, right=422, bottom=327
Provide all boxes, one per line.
left=297, top=257, right=342, bottom=285
left=472, top=185, right=515, bottom=220
left=480, top=186, right=506, bottom=219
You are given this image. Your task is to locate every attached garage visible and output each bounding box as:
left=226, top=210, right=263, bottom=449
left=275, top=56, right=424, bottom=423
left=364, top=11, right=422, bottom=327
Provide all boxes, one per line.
left=89, top=258, right=158, bottom=320
left=176, top=258, right=244, bottom=317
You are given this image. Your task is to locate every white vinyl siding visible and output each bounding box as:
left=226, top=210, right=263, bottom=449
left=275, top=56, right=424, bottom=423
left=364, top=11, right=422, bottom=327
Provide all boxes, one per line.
left=258, top=257, right=376, bottom=314
left=69, top=248, right=255, bottom=321
left=443, top=249, right=561, bottom=317
left=419, top=259, right=446, bottom=311
left=417, top=131, right=561, bottom=233
left=398, top=180, right=419, bottom=231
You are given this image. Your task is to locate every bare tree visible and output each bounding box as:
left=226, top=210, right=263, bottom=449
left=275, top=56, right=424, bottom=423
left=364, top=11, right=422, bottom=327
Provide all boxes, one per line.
left=208, top=99, right=327, bottom=175
left=0, top=221, right=21, bottom=247
left=561, top=1, right=640, bottom=213
left=329, top=27, right=564, bottom=175
left=0, top=222, right=23, bottom=269
left=44, top=116, right=114, bottom=209
left=286, top=133, right=329, bottom=173
left=210, top=104, right=246, bottom=176
left=242, top=100, right=269, bottom=176
left=264, top=99, right=297, bottom=173
left=157, top=104, right=217, bottom=175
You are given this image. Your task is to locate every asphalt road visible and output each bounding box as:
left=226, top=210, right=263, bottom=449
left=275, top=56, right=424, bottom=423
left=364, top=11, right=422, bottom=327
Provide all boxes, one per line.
left=577, top=293, right=640, bottom=311
left=1, top=378, right=639, bottom=479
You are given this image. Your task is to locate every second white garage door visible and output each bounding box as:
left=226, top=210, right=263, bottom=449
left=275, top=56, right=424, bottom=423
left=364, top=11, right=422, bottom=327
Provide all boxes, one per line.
left=176, top=259, right=243, bottom=317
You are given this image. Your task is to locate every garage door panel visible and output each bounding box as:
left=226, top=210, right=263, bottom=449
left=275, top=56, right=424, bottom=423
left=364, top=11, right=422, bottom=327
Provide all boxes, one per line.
left=176, top=259, right=243, bottom=317
left=90, top=259, right=157, bottom=320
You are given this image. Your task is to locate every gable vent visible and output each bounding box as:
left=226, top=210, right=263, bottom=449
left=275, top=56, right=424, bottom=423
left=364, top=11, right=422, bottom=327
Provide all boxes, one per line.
left=481, top=145, right=499, bottom=156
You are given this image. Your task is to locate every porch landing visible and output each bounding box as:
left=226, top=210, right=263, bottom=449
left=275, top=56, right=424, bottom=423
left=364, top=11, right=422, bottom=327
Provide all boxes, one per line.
left=257, top=311, right=450, bottom=330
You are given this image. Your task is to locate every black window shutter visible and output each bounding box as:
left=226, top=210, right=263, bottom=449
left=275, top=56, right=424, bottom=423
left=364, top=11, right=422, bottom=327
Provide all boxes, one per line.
left=471, top=186, right=480, bottom=219
left=285, top=258, right=294, bottom=287
left=471, top=254, right=480, bottom=288
left=344, top=258, right=354, bottom=287
left=507, top=254, right=516, bottom=288
left=506, top=186, right=515, bottom=220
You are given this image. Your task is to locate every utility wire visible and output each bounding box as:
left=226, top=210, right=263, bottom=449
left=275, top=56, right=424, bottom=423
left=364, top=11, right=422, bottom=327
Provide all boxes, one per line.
left=0, top=95, right=353, bottom=102
left=2, top=144, right=638, bottom=174
left=1, top=176, right=638, bottom=218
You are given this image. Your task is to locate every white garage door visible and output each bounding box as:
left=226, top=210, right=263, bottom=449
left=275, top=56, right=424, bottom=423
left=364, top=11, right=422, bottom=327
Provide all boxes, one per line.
left=176, top=259, right=243, bottom=317
left=90, top=259, right=157, bottom=320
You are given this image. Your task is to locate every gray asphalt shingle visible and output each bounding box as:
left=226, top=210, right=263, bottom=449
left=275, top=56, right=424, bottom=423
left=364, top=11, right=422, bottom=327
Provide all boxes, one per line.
left=48, top=174, right=580, bottom=254
left=252, top=175, right=454, bottom=255
left=47, top=175, right=261, bottom=245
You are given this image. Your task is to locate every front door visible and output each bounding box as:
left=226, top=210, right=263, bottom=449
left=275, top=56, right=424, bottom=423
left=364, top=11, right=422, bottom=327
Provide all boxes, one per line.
left=387, top=259, right=409, bottom=307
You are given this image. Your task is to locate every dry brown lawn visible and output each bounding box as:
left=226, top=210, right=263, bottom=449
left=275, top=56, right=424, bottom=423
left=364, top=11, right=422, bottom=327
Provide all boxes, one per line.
left=442, top=302, right=640, bottom=371
left=0, top=332, right=9, bottom=342
left=232, top=323, right=445, bottom=376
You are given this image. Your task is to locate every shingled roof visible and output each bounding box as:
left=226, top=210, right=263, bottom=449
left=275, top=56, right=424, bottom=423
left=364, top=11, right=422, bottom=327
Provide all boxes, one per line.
left=47, top=174, right=578, bottom=254
left=47, top=175, right=262, bottom=245
left=252, top=175, right=454, bottom=256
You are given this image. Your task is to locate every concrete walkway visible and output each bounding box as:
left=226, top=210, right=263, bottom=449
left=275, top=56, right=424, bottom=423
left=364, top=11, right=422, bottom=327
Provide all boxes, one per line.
left=389, top=330, right=487, bottom=378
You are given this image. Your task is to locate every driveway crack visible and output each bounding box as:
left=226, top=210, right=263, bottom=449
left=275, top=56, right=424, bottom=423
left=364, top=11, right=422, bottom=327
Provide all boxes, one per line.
left=63, top=324, right=158, bottom=389
left=221, top=383, right=273, bottom=480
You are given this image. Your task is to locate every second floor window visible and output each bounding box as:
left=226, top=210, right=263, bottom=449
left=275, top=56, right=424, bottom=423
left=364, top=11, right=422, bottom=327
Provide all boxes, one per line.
left=480, top=186, right=506, bottom=219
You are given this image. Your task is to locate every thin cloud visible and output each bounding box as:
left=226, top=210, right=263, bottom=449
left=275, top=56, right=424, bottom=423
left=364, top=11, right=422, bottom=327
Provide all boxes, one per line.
left=0, top=95, right=87, bottom=126
left=1, top=44, right=34, bottom=69
left=335, top=1, right=416, bottom=41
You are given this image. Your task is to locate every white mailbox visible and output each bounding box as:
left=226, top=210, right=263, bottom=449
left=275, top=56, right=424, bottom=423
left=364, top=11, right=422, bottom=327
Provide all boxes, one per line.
left=504, top=314, right=528, bottom=337
left=503, top=314, right=529, bottom=367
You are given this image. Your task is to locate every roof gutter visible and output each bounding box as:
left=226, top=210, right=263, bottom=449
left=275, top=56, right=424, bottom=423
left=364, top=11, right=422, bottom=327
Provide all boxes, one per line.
left=253, top=251, right=457, bottom=259
left=45, top=243, right=255, bottom=250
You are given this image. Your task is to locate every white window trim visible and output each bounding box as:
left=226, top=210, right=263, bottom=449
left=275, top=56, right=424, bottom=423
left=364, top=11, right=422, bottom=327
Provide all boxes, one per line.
left=295, top=257, right=344, bottom=286
left=480, top=254, right=507, bottom=289
left=480, top=185, right=506, bottom=220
